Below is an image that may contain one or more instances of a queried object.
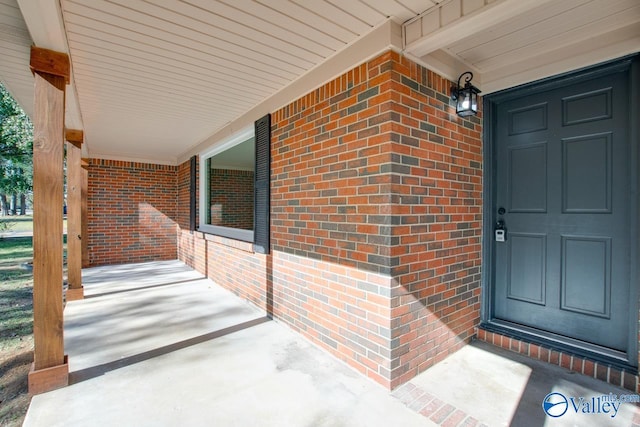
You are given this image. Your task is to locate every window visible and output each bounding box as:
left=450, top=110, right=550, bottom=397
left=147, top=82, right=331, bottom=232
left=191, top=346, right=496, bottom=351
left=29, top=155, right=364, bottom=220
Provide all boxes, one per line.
left=199, top=127, right=255, bottom=242
left=198, top=114, right=270, bottom=253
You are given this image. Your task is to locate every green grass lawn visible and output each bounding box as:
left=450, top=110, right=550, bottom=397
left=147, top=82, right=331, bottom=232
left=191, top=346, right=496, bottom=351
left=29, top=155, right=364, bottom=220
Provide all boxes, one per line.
left=0, top=229, right=69, bottom=426
left=0, top=215, right=33, bottom=233
left=0, top=215, right=67, bottom=234
left=0, top=236, right=34, bottom=427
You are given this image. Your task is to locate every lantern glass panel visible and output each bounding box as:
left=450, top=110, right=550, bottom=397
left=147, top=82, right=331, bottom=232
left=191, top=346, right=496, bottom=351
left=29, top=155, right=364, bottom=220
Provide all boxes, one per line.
left=456, top=89, right=477, bottom=117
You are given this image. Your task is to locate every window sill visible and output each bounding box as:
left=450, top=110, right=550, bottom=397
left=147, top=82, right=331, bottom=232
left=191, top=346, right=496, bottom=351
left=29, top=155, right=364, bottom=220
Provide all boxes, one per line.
left=197, top=227, right=255, bottom=253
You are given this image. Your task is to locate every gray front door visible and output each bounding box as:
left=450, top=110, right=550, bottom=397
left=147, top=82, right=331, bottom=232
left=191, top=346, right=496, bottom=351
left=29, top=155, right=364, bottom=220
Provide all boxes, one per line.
left=492, top=65, right=632, bottom=355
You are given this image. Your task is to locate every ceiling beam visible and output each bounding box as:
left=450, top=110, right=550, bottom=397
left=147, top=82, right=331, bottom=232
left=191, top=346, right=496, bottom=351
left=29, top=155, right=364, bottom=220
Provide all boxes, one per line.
left=17, top=0, right=86, bottom=154
left=65, top=128, right=84, bottom=149
left=405, top=49, right=482, bottom=88
left=29, top=46, right=69, bottom=83
left=16, top=0, right=68, bottom=52
left=403, top=0, right=555, bottom=58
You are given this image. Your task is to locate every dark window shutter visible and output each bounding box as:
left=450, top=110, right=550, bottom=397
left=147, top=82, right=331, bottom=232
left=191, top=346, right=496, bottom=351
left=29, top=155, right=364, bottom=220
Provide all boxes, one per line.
left=189, top=155, right=197, bottom=231
left=254, top=114, right=271, bottom=254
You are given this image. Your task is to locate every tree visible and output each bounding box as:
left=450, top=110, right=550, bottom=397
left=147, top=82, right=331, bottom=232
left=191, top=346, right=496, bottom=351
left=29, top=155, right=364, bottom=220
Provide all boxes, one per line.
left=0, top=82, right=33, bottom=215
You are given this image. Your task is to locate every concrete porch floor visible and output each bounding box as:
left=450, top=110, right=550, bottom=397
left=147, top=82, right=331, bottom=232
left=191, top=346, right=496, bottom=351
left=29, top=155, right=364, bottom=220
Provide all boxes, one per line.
left=24, top=260, right=640, bottom=427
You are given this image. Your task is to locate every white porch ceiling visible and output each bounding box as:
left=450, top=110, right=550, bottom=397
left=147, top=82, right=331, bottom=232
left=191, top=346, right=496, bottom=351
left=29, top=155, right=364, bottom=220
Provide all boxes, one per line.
left=404, top=0, right=640, bottom=93
left=0, top=0, right=34, bottom=117
left=59, top=0, right=436, bottom=164
left=1, top=0, right=638, bottom=165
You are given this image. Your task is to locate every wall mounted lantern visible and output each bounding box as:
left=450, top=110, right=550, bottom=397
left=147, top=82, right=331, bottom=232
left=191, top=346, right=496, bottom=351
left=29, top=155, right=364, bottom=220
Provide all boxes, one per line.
left=450, top=72, right=481, bottom=117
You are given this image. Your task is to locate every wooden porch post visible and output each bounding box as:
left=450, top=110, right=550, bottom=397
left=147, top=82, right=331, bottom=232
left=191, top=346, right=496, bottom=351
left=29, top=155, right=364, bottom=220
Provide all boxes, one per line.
left=81, top=158, right=89, bottom=268
left=28, top=46, right=70, bottom=394
left=65, top=130, right=84, bottom=300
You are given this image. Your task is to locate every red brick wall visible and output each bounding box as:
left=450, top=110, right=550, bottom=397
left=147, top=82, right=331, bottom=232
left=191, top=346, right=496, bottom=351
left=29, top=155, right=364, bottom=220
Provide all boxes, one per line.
left=88, top=159, right=178, bottom=266
left=385, top=53, right=483, bottom=388
left=269, top=56, right=397, bottom=385
left=208, top=168, right=254, bottom=230
left=477, top=329, right=640, bottom=393
left=176, top=50, right=483, bottom=389
left=269, top=51, right=482, bottom=388
left=271, top=57, right=396, bottom=275
left=178, top=230, right=207, bottom=276
left=177, top=158, right=267, bottom=308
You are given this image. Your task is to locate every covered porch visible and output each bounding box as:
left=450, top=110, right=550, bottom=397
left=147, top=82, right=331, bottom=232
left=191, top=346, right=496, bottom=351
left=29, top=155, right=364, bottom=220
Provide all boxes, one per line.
left=25, top=260, right=430, bottom=427
left=24, top=260, right=640, bottom=426
left=1, top=0, right=638, bottom=405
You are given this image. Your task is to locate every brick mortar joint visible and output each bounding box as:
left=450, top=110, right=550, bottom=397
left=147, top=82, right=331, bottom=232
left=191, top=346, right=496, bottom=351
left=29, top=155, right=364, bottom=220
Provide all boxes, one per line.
left=476, top=329, right=639, bottom=392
